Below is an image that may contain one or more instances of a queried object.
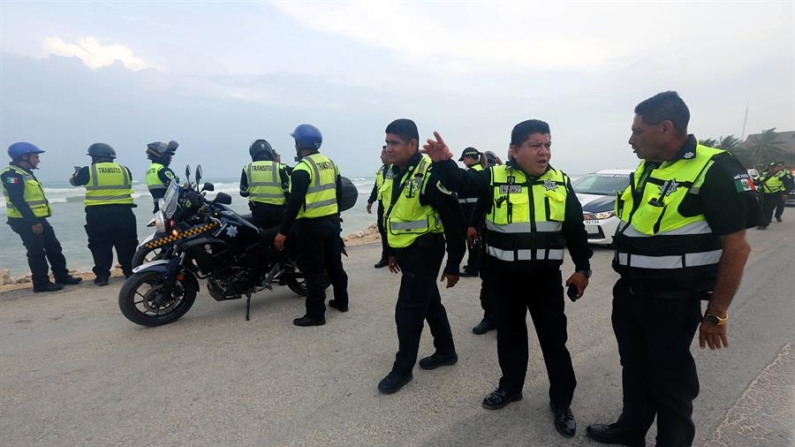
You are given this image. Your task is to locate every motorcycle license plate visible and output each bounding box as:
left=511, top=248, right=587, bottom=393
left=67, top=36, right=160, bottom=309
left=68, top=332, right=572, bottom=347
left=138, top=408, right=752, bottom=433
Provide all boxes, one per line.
left=584, top=220, right=600, bottom=225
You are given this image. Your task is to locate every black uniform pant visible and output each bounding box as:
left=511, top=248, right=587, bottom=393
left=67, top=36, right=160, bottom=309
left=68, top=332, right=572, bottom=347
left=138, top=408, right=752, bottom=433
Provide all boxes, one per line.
left=376, top=202, right=388, bottom=262
left=85, top=206, right=138, bottom=279
left=250, top=203, right=286, bottom=230
left=612, top=279, right=702, bottom=447
left=760, top=192, right=781, bottom=226
left=461, top=203, right=481, bottom=274
left=8, top=218, right=69, bottom=286
left=392, top=233, right=456, bottom=375
left=492, top=267, right=576, bottom=407
left=774, top=194, right=786, bottom=219
left=478, top=261, right=496, bottom=322
left=295, top=216, right=349, bottom=319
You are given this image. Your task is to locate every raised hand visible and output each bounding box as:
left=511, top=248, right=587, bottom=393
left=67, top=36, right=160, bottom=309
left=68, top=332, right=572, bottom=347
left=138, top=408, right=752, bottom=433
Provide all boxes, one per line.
left=421, top=131, right=454, bottom=162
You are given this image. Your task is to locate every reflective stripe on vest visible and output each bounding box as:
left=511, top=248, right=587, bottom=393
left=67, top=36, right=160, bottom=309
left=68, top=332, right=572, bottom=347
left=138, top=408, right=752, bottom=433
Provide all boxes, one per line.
left=612, top=144, right=725, bottom=280
left=484, top=165, right=569, bottom=264
left=485, top=220, right=562, bottom=233
left=616, top=250, right=723, bottom=269
left=85, top=162, right=133, bottom=206
left=1, top=165, right=50, bottom=218
left=486, top=246, right=565, bottom=262
left=293, top=153, right=339, bottom=218
left=383, top=155, right=444, bottom=249
left=245, top=161, right=286, bottom=205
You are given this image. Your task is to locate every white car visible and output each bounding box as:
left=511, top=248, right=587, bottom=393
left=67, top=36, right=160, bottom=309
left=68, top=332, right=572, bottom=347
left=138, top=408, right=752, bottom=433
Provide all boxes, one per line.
left=572, top=169, right=634, bottom=245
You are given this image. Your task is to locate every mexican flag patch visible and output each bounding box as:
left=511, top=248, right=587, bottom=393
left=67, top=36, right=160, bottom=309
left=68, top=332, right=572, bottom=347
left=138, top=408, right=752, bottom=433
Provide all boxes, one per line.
left=735, top=178, right=755, bottom=192
left=6, top=177, right=20, bottom=184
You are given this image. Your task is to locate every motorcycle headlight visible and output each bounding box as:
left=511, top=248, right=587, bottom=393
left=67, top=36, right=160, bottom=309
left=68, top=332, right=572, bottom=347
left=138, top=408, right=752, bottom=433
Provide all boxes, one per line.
left=583, top=211, right=615, bottom=220
left=154, top=211, right=167, bottom=234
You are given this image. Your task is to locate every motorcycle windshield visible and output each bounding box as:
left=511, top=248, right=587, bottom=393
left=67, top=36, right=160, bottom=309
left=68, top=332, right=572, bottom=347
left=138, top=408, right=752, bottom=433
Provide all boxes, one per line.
left=163, top=182, right=180, bottom=219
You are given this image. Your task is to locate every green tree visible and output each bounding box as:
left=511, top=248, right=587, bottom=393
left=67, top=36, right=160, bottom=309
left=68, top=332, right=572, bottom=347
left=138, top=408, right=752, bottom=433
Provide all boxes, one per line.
left=716, top=135, right=741, bottom=150
left=699, top=138, right=719, bottom=148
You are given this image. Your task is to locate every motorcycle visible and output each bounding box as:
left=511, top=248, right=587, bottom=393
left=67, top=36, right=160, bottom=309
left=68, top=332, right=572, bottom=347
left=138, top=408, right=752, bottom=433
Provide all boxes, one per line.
left=119, top=165, right=324, bottom=327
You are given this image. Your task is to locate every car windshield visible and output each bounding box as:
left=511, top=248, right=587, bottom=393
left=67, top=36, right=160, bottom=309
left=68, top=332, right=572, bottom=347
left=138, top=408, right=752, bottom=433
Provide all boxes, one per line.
left=573, top=173, right=630, bottom=195
left=162, top=181, right=180, bottom=219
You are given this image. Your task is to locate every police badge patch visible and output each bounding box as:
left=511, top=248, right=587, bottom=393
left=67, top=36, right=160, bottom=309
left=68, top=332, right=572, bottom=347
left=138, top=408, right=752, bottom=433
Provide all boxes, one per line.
left=543, top=179, right=557, bottom=191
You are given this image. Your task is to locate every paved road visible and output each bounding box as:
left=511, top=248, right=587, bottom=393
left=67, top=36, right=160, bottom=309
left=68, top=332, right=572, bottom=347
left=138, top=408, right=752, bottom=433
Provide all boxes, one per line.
left=2, top=221, right=793, bottom=447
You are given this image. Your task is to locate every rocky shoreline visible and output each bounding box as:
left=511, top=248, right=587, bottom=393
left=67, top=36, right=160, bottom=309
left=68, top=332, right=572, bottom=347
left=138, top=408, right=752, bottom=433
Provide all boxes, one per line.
left=0, top=223, right=383, bottom=294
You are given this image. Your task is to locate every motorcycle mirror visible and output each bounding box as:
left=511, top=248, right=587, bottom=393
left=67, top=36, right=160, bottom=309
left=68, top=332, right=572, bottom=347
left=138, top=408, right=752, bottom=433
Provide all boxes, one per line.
left=185, top=165, right=192, bottom=186
left=213, top=192, right=232, bottom=205
left=202, top=182, right=215, bottom=192
left=195, top=164, right=202, bottom=185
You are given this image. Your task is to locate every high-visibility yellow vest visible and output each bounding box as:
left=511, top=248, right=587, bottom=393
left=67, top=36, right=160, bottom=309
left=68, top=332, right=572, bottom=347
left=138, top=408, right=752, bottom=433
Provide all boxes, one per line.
left=760, top=170, right=785, bottom=193
left=245, top=161, right=287, bottom=205
left=459, top=164, right=484, bottom=204
left=613, top=145, right=725, bottom=289
left=380, top=155, right=444, bottom=249
left=1, top=165, right=51, bottom=218
left=292, top=153, right=339, bottom=219
left=484, top=165, right=569, bottom=264
left=375, top=164, right=391, bottom=201
left=84, top=162, right=133, bottom=206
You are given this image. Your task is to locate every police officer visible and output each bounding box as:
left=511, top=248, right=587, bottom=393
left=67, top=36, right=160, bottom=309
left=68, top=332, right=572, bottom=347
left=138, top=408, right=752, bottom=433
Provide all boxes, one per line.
left=457, top=147, right=485, bottom=278
left=773, top=163, right=794, bottom=222
left=2, top=142, right=82, bottom=292
left=145, top=140, right=179, bottom=212
left=274, top=124, right=349, bottom=327
left=586, top=92, right=760, bottom=447
left=757, top=161, right=793, bottom=228
left=239, top=139, right=290, bottom=229
left=423, top=120, right=592, bottom=438
left=376, top=118, right=465, bottom=395
left=366, top=146, right=390, bottom=268
left=70, top=143, right=138, bottom=285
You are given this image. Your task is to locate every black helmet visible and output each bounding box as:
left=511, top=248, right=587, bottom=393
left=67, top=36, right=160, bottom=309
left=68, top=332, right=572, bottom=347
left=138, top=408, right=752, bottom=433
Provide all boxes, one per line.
left=166, top=140, right=179, bottom=154
left=249, top=139, right=274, bottom=160
left=146, top=140, right=178, bottom=159
left=87, top=143, right=116, bottom=159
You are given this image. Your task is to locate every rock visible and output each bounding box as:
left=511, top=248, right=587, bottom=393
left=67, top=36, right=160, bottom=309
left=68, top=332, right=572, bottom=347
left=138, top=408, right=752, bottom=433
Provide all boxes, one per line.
left=355, top=231, right=365, bottom=238
left=15, top=274, right=32, bottom=284
left=0, top=269, right=14, bottom=285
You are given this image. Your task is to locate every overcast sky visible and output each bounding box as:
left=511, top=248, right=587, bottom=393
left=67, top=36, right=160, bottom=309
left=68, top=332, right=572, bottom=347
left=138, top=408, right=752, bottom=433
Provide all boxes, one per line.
left=1, top=1, right=793, bottom=181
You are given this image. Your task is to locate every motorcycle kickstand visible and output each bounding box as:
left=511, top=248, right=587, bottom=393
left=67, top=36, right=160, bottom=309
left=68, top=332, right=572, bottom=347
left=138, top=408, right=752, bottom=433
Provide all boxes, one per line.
left=245, top=293, right=252, bottom=321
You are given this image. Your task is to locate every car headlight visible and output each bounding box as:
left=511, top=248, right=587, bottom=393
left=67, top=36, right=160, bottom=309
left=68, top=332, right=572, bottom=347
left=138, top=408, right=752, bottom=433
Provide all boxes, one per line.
left=154, top=211, right=167, bottom=234
left=583, top=211, right=615, bottom=220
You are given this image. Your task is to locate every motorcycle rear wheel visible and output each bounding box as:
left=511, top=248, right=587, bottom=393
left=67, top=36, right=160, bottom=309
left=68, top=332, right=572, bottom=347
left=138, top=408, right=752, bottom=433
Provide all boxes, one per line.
left=119, top=270, right=198, bottom=327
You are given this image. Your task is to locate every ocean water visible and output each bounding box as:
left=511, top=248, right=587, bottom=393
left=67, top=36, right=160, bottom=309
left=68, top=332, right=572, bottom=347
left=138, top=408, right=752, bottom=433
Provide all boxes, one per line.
left=0, top=177, right=377, bottom=277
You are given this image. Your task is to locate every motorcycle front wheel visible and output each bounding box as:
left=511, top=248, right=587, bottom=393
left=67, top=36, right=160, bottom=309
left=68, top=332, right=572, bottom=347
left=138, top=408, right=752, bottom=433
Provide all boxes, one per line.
left=118, top=270, right=198, bottom=327
left=131, top=246, right=165, bottom=267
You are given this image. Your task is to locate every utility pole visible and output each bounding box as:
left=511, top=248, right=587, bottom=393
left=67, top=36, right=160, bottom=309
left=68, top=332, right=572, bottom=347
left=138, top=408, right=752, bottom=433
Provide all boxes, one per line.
left=741, top=102, right=749, bottom=141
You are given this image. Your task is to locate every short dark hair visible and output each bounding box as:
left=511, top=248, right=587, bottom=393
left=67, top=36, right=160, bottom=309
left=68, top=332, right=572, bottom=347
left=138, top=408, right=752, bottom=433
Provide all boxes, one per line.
left=635, top=91, right=690, bottom=135
left=385, top=119, right=419, bottom=146
left=510, top=120, right=551, bottom=146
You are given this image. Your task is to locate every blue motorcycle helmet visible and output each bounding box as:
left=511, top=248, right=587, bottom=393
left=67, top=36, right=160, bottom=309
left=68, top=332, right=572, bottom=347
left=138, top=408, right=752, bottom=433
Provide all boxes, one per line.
left=8, top=142, right=45, bottom=161
left=291, top=124, right=323, bottom=151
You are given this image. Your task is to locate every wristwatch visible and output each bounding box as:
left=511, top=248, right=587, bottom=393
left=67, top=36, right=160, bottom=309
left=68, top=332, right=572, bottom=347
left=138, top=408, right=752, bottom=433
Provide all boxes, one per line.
left=705, top=313, right=728, bottom=326
left=577, top=269, right=592, bottom=278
